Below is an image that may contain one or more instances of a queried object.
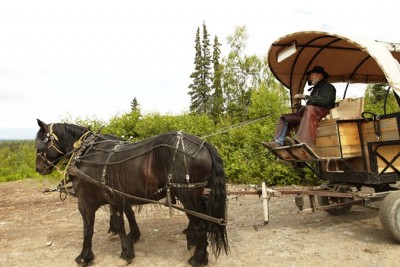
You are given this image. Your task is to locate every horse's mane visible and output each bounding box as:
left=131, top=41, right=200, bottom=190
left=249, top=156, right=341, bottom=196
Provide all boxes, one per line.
left=59, top=123, right=89, bottom=136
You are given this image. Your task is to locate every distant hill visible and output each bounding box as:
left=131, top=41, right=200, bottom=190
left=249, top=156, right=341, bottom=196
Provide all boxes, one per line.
left=0, top=128, right=37, bottom=140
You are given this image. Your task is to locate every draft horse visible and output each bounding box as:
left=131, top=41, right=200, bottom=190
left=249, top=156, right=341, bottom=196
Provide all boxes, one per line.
left=35, top=119, right=228, bottom=267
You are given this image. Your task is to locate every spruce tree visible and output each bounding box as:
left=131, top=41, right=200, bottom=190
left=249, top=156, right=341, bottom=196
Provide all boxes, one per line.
left=200, top=22, right=212, bottom=113
left=211, top=35, right=224, bottom=122
left=188, top=23, right=213, bottom=114
left=188, top=27, right=203, bottom=113
left=130, top=97, right=140, bottom=111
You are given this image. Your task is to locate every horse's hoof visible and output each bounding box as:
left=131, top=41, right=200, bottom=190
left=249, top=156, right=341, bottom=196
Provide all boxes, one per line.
left=75, top=257, right=88, bottom=267
left=128, top=232, right=140, bottom=243
left=107, top=231, right=118, bottom=239
left=75, top=253, right=94, bottom=267
left=117, top=258, right=131, bottom=266
left=187, top=243, right=195, bottom=251
left=188, top=255, right=208, bottom=267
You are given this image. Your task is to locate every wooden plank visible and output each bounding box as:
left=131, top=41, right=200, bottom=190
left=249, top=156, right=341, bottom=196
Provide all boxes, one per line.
left=330, top=97, right=365, bottom=119
left=337, top=121, right=362, bottom=157
left=363, top=145, right=372, bottom=172
left=339, top=135, right=361, bottom=146
left=272, top=144, right=319, bottom=162
left=315, top=119, right=340, bottom=158
left=361, top=118, right=398, bottom=131
left=317, top=120, right=338, bottom=137
left=338, top=121, right=359, bottom=136
left=290, top=145, right=319, bottom=161
left=363, top=129, right=400, bottom=143
left=315, top=135, right=339, bottom=147
left=313, top=146, right=341, bottom=158
left=341, top=144, right=363, bottom=158
left=317, top=126, right=338, bottom=137
left=361, top=117, right=399, bottom=143
left=361, top=117, right=397, bottom=131
left=272, top=148, right=296, bottom=161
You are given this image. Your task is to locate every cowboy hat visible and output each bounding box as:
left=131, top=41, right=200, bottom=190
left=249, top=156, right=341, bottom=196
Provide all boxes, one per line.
left=306, top=66, right=329, bottom=79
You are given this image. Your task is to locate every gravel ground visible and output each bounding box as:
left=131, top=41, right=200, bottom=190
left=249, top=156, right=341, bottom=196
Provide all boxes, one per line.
left=0, top=179, right=399, bottom=267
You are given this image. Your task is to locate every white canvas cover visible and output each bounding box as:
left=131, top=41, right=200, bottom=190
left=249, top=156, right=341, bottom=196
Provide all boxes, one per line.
left=267, top=31, right=400, bottom=99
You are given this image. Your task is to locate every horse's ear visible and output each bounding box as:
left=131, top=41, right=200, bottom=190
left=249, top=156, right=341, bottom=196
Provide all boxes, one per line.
left=37, top=119, right=47, bottom=131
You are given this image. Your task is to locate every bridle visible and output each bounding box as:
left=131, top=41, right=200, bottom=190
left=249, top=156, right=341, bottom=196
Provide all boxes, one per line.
left=37, top=124, right=66, bottom=169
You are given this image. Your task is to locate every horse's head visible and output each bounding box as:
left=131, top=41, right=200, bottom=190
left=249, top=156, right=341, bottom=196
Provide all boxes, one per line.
left=35, top=119, right=66, bottom=175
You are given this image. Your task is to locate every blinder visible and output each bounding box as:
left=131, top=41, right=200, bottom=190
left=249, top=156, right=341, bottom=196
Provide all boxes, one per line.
left=36, top=124, right=65, bottom=168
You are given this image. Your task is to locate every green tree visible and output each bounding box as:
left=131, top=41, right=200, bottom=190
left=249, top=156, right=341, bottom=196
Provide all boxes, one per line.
left=211, top=35, right=224, bottom=123
left=105, top=110, right=141, bottom=140
left=222, top=25, right=263, bottom=121
left=201, top=23, right=212, bottom=112
left=62, top=115, right=106, bottom=133
left=0, top=141, right=53, bottom=182
left=188, top=23, right=212, bottom=114
left=188, top=27, right=203, bottom=113
left=130, top=97, right=140, bottom=111
left=365, top=84, right=399, bottom=115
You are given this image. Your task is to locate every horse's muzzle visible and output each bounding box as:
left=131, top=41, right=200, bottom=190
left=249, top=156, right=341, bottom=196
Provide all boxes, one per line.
left=36, top=166, right=53, bottom=175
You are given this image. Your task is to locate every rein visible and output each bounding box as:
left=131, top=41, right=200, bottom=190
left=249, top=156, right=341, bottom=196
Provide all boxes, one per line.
left=200, top=114, right=273, bottom=139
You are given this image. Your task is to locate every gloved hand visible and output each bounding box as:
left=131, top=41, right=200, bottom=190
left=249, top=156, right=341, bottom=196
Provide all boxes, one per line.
left=293, top=94, right=306, bottom=100
left=291, top=102, right=302, bottom=109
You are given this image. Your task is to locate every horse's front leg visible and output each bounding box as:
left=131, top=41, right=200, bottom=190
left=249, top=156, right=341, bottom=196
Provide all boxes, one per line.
left=75, top=201, right=96, bottom=266
left=110, top=205, right=135, bottom=264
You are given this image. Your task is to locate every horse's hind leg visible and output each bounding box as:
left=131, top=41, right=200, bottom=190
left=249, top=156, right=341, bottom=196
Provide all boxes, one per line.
left=110, top=205, right=135, bottom=263
left=108, top=204, right=140, bottom=242
left=184, top=219, right=196, bottom=250
left=187, top=216, right=209, bottom=267
left=75, top=201, right=96, bottom=266
left=123, top=204, right=141, bottom=242
left=108, top=205, right=118, bottom=237
left=109, top=204, right=141, bottom=242
left=183, top=196, right=209, bottom=267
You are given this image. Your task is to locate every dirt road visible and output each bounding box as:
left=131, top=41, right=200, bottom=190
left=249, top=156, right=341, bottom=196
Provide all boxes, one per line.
left=0, top=179, right=398, bottom=267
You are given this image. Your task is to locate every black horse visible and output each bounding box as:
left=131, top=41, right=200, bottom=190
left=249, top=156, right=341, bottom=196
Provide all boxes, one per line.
left=35, top=119, right=228, bottom=267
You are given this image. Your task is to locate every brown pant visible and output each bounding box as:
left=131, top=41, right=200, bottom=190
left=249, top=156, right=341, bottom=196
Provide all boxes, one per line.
left=273, top=105, right=330, bottom=148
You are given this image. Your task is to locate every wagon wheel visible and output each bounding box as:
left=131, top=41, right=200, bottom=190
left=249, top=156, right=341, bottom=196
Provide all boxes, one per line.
left=317, top=185, right=353, bottom=216
left=379, top=190, right=400, bottom=243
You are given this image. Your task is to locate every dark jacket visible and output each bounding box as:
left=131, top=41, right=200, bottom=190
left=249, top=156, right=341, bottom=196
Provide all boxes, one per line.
left=305, top=80, right=336, bottom=109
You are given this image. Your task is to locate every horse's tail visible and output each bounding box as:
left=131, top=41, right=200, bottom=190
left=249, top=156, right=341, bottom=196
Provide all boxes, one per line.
left=204, top=142, right=229, bottom=257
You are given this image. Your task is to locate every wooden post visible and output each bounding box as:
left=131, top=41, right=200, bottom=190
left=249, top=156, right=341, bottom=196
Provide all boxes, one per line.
left=261, top=182, right=269, bottom=225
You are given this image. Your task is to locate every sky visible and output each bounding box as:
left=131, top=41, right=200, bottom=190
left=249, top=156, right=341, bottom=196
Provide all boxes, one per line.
left=0, top=0, right=399, bottom=139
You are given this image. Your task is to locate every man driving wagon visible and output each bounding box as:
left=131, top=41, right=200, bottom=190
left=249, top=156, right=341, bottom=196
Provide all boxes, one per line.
left=262, top=65, right=336, bottom=149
